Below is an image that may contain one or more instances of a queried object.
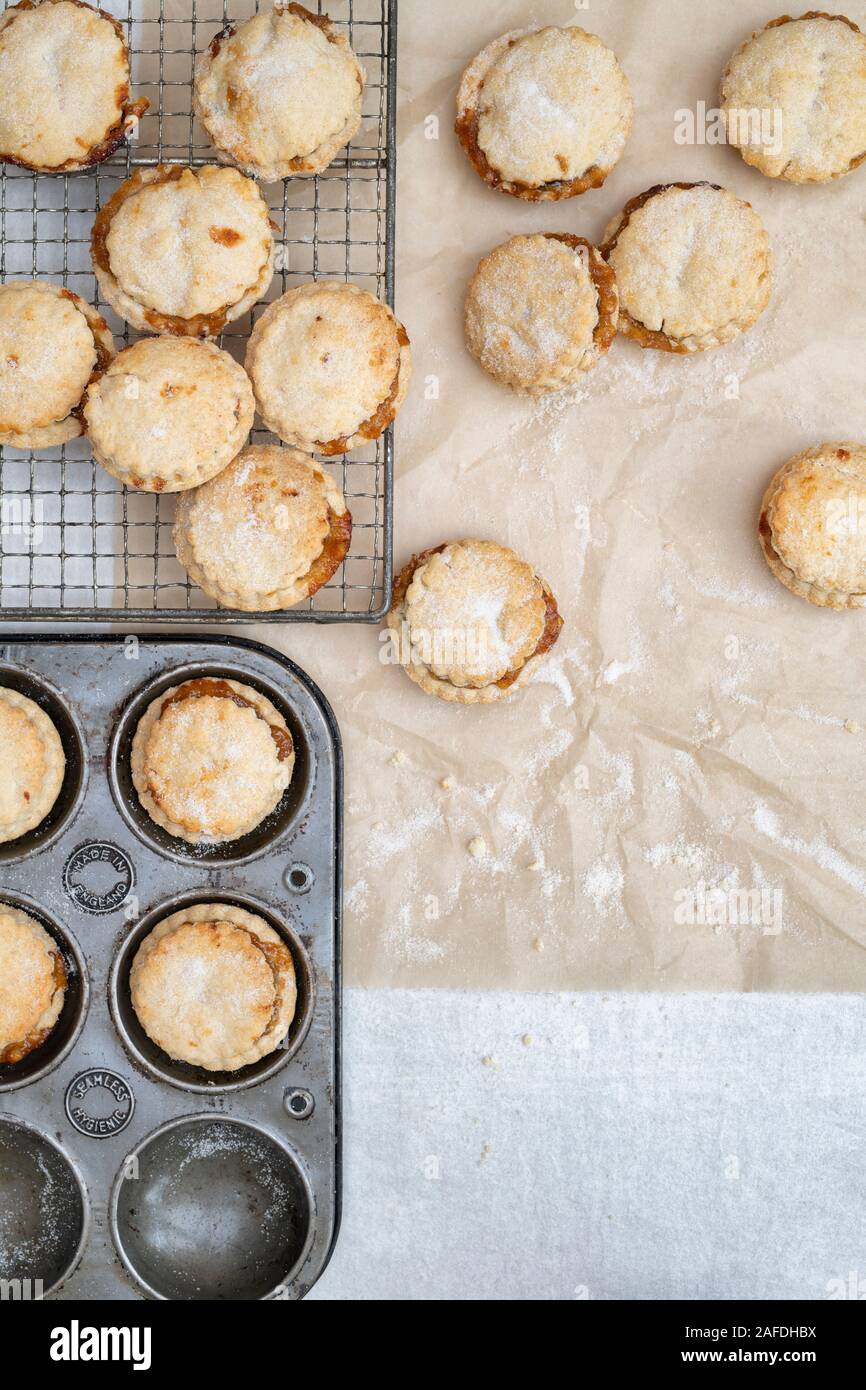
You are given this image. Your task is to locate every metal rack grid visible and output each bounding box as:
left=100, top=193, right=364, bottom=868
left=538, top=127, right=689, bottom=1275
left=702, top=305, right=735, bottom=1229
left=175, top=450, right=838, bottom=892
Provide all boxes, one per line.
left=0, top=0, right=396, bottom=622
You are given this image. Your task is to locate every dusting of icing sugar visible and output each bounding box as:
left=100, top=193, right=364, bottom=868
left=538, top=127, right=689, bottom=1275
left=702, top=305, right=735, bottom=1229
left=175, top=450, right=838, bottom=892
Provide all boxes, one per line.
left=752, top=800, right=866, bottom=897
left=581, top=856, right=624, bottom=916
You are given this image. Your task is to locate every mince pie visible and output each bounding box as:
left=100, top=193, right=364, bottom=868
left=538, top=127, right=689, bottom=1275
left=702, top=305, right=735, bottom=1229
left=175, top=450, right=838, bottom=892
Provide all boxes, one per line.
left=464, top=233, right=618, bottom=393
left=173, top=445, right=352, bottom=611
left=91, top=165, right=275, bottom=338
left=245, top=281, right=411, bottom=454
left=193, top=2, right=365, bottom=182
left=456, top=24, right=632, bottom=199
left=601, top=182, right=772, bottom=353
left=0, top=686, right=65, bottom=843
left=0, top=905, right=66, bottom=1065
left=759, top=443, right=866, bottom=609
left=387, top=539, right=563, bottom=704
left=131, top=676, right=295, bottom=844
left=130, top=902, right=296, bottom=1072
left=0, top=0, right=147, bottom=171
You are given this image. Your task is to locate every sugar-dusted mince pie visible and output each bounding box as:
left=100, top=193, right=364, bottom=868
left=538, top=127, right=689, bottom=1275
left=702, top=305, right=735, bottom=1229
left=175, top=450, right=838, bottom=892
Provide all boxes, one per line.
left=174, top=445, right=352, bottom=611
left=759, top=443, right=866, bottom=609
left=193, top=2, right=365, bottom=182
left=246, top=282, right=411, bottom=454
left=0, top=687, right=65, bottom=843
left=455, top=25, right=632, bottom=200
left=0, top=280, right=114, bottom=450
left=387, top=539, right=563, bottom=704
left=721, top=13, right=866, bottom=184
left=601, top=182, right=772, bottom=353
left=464, top=233, right=618, bottom=394
left=83, top=336, right=254, bottom=492
left=130, top=902, right=296, bottom=1072
left=131, top=676, right=295, bottom=845
left=0, top=905, right=67, bottom=1065
left=91, top=165, right=275, bottom=338
left=0, top=0, right=147, bottom=172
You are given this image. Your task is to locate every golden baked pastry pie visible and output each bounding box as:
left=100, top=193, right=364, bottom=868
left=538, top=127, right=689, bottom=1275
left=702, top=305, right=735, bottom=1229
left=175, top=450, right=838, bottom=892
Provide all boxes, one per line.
left=0, top=687, right=65, bottom=843
left=387, top=539, right=563, bottom=704
left=0, top=280, right=113, bottom=450
left=0, top=0, right=147, bottom=171
left=464, top=233, right=618, bottom=394
left=722, top=13, right=866, bottom=183
left=91, top=165, right=275, bottom=338
left=759, top=442, right=866, bottom=608
left=193, top=2, right=365, bottom=182
left=245, top=281, right=411, bottom=454
left=174, top=445, right=352, bottom=611
left=0, top=905, right=66, bottom=1065
left=455, top=25, right=632, bottom=200
left=131, top=676, right=295, bottom=844
left=601, top=182, right=772, bottom=353
left=129, top=902, right=296, bottom=1072
left=83, top=336, right=254, bottom=492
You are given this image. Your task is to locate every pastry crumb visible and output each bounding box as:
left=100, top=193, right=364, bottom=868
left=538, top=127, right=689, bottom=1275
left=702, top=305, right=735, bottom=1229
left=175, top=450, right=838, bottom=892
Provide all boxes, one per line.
left=521, top=1033, right=534, bottom=1047
left=532, top=936, right=545, bottom=953
left=439, top=775, right=456, bottom=790
left=389, top=750, right=407, bottom=767
left=527, top=857, right=544, bottom=872
left=371, top=820, right=385, bottom=832
left=845, top=719, right=861, bottom=734
left=479, top=1142, right=492, bottom=1166
left=481, top=1054, right=497, bottom=1069
left=467, top=835, right=487, bottom=860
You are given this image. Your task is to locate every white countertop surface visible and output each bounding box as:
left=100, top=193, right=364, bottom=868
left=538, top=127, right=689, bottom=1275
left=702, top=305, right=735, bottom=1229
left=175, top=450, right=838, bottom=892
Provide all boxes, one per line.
left=310, top=988, right=865, bottom=1300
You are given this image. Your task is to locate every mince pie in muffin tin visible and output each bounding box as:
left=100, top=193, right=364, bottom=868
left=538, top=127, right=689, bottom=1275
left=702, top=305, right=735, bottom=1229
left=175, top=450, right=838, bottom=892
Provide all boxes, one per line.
left=722, top=12, right=866, bottom=184
left=91, top=165, right=275, bottom=338
left=129, top=902, right=297, bottom=1072
left=131, top=676, right=295, bottom=845
left=0, top=0, right=147, bottom=172
left=0, top=905, right=66, bottom=1065
left=464, top=233, right=618, bottom=394
left=0, top=687, right=65, bottom=844
left=194, top=2, right=365, bottom=183
left=456, top=24, right=632, bottom=200
left=245, top=281, right=411, bottom=455
left=173, top=445, right=352, bottom=612
left=83, top=335, right=254, bottom=493
left=601, top=182, right=772, bottom=353
left=387, top=539, right=563, bottom=704
left=0, top=280, right=114, bottom=450
left=759, top=443, right=866, bottom=609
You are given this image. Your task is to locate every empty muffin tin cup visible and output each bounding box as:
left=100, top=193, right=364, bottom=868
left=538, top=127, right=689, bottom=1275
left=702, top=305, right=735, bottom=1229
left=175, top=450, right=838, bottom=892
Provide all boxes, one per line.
left=0, top=897, right=89, bottom=1094
left=0, top=1115, right=89, bottom=1297
left=110, top=892, right=316, bottom=1094
left=0, top=664, right=87, bottom=864
left=110, top=1115, right=314, bottom=1300
left=109, top=661, right=313, bottom=867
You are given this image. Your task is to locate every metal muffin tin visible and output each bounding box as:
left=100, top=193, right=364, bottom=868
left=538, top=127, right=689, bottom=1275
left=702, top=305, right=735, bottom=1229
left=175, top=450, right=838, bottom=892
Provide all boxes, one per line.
left=0, top=633, right=341, bottom=1300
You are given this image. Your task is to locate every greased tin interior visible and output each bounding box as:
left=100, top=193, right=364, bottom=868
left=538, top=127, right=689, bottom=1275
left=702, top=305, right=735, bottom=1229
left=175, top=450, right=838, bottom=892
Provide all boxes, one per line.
left=0, top=635, right=341, bottom=1300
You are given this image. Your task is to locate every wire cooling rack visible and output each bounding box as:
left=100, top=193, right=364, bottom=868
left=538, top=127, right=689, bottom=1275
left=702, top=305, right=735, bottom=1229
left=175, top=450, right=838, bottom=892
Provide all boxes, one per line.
left=0, top=0, right=396, bottom=622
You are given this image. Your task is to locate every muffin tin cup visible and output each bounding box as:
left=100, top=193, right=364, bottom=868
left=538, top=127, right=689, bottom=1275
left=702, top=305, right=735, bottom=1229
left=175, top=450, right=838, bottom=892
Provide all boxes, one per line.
left=110, top=890, right=317, bottom=1094
left=109, top=660, right=314, bottom=868
left=0, top=663, right=88, bottom=865
left=109, top=1115, right=315, bottom=1301
left=0, top=1115, right=90, bottom=1297
left=0, top=634, right=341, bottom=1301
left=0, top=895, right=90, bottom=1094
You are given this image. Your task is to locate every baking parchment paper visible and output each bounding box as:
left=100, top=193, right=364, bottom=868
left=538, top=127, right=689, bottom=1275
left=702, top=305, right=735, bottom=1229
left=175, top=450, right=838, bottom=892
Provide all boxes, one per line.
left=253, top=0, right=866, bottom=991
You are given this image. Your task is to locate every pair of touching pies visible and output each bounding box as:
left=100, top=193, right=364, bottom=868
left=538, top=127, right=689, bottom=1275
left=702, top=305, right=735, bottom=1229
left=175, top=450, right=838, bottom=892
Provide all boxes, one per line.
left=463, top=182, right=773, bottom=392
left=0, top=686, right=68, bottom=1068
left=128, top=679, right=299, bottom=1073
left=0, top=0, right=364, bottom=181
